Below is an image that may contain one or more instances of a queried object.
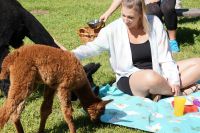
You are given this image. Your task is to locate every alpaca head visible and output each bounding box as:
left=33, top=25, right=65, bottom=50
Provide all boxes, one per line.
left=86, top=99, right=112, bottom=122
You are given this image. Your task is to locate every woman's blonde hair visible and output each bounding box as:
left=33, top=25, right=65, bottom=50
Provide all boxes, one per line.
left=122, top=0, right=150, bottom=33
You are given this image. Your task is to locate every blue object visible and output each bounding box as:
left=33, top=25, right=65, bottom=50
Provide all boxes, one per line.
left=99, top=85, right=200, bottom=133
left=196, top=80, right=200, bottom=84
left=169, top=40, right=180, bottom=53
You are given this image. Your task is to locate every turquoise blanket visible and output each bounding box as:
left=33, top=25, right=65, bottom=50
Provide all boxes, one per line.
left=99, top=85, right=200, bottom=133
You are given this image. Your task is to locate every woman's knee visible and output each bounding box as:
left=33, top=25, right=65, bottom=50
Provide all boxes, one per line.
left=141, top=70, right=163, bottom=86
left=191, top=58, right=200, bottom=67
left=129, top=70, right=167, bottom=96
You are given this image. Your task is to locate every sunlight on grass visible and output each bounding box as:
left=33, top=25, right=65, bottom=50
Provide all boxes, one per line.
left=0, top=0, right=199, bottom=132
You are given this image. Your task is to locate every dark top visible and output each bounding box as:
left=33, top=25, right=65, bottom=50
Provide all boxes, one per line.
left=130, top=40, right=152, bottom=69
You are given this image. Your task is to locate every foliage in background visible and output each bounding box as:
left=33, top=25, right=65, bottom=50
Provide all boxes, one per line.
left=0, top=0, right=199, bottom=132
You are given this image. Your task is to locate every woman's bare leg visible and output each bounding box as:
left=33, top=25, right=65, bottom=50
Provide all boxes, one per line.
left=129, top=70, right=173, bottom=97
left=128, top=58, right=200, bottom=97
left=177, top=58, right=200, bottom=88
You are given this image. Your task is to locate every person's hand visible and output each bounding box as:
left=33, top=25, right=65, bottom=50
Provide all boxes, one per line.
left=54, top=39, right=67, bottom=51
left=99, top=13, right=110, bottom=22
left=170, top=84, right=180, bottom=96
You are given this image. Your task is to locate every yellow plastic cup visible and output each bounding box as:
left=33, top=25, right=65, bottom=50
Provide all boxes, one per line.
left=174, top=96, right=186, bottom=117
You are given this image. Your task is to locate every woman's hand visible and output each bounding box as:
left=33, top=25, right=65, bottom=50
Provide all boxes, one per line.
left=170, top=84, right=180, bottom=96
left=54, top=39, right=67, bottom=51
left=99, top=13, right=110, bottom=22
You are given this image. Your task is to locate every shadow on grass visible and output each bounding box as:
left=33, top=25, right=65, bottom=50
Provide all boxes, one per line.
left=27, top=79, right=116, bottom=103
left=177, top=27, right=200, bottom=46
left=44, top=113, right=149, bottom=133
left=44, top=115, right=112, bottom=133
left=178, top=17, right=200, bottom=24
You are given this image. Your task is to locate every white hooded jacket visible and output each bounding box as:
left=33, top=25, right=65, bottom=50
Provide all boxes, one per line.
left=72, top=15, right=180, bottom=86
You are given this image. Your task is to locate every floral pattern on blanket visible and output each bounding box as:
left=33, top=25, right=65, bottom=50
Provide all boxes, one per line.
left=100, top=85, right=200, bottom=133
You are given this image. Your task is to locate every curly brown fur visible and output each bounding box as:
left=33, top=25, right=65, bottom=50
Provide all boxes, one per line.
left=0, top=51, right=19, bottom=80
left=0, top=45, right=111, bottom=133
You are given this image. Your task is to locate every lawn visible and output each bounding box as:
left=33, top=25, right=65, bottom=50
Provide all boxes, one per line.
left=0, top=0, right=200, bottom=132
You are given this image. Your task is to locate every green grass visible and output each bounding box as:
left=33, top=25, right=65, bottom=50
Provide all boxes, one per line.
left=0, top=0, right=200, bottom=132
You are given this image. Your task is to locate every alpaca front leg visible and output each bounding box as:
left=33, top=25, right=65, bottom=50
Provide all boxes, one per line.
left=57, top=87, right=76, bottom=133
left=38, top=86, right=55, bottom=133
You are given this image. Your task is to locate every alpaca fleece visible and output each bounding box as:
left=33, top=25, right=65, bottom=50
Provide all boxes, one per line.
left=0, top=45, right=111, bottom=133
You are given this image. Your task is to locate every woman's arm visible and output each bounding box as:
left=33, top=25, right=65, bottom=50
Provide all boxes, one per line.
left=72, top=28, right=110, bottom=60
left=99, top=0, right=122, bottom=22
left=154, top=16, right=180, bottom=95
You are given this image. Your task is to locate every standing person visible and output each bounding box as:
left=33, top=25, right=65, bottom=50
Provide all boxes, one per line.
left=146, top=0, right=179, bottom=53
left=100, top=0, right=180, bottom=53
left=73, top=0, right=200, bottom=98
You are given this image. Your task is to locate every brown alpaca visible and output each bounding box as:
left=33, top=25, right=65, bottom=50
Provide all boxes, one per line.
left=0, top=45, right=111, bottom=133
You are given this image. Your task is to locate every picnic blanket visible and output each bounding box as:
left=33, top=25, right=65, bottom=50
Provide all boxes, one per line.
left=99, top=85, right=200, bottom=133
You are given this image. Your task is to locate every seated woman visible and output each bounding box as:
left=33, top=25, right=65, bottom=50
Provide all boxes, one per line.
left=72, top=0, right=200, bottom=98
left=100, top=0, right=180, bottom=53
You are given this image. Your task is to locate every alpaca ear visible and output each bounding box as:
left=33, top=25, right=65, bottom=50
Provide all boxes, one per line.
left=98, top=99, right=113, bottom=109
left=104, top=99, right=113, bottom=105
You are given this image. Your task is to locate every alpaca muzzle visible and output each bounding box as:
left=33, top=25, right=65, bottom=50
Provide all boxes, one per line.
left=88, top=99, right=113, bottom=122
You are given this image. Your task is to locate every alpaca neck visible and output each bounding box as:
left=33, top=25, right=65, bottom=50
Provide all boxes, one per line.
left=74, top=83, right=101, bottom=108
